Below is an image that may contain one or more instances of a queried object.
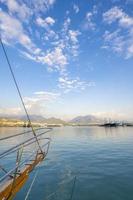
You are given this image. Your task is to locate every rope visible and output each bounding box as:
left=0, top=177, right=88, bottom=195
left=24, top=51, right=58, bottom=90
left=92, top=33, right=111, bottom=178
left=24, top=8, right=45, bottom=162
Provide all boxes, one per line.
left=0, top=165, right=8, bottom=174
left=0, top=35, right=52, bottom=200
left=0, top=165, right=14, bottom=179
left=6, top=145, right=24, bottom=200
left=24, top=171, right=38, bottom=200
left=0, top=36, right=43, bottom=153
left=0, top=130, right=51, bottom=160
left=0, top=127, right=49, bottom=141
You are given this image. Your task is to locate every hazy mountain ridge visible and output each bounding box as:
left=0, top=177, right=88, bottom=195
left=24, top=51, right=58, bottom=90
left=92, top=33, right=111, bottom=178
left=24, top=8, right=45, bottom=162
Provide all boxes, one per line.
left=42, top=117, right=65, bottom=124
left=0, top=114, right=101, bottom=124
left=69, top=115, right=101, bottom=124
left=0, top=115, right=45, bottom=122
left=0, top=115, right=66, bottom=124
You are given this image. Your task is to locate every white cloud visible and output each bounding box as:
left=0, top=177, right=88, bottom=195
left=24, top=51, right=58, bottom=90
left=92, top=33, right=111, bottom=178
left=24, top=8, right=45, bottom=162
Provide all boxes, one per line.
left=73, top=4, right=79, bottom=14
left=0, top=107, right=22, bottom=116
left=103, top=6, right=123, bottom=24
left=24, top=91, right=60, bottom=105
left=24, top=90, right=60, bottom=114
left=0, top=90, right=60, bottom=116
left=20, top=45, right=68, bottom=73
left=0, top=9, right=38, bottom=53
left=103, top=30, right=125, bottom=53
left=27, top=0, right=56, bottom=13
left=37, top=47, right=68, bottom=71
left=36, top=16, right=55, bottom=29
left=58, top=76, right=95, bottom=93
left=1, top=0, right=56, bottom=20
left=63, top=18, right=71, bottom=32
left=0, top=0, right=81, bottom=74
left=0, top=0, right=32, bottom=20
left=92, top=5, right=98, bottom=15
left=103, top=30, right=120, bottom=42
left=36, top=17, right=45, bottom=26
left=68, top=30, right=81, bottom=44
left=127, top=44, right=133, bottom=57
left=0, top=0, right=56, bottom=53
left=0, top=1, right=81, bottom=76
left=39, top=22, right=81, bottom=69
left=36, top=16, right=58, bottom=42
left=33, top=91, right=60, bottom=99
left=35, top=20, right=81, bottom=72
left=103, top=6, right=133, bottom=28
left=53, top=18, right=81, bottom=58
left=45, top=16, right=55, bottom=25
left=83, top=12, right=95, bottom=30
left=20, top=50, right=36, bottom=61
left=67, top=30, right=81, bottom=56
left=103, top=7, right=133, bottom=58
left=44, top=30, right=59, bottom=41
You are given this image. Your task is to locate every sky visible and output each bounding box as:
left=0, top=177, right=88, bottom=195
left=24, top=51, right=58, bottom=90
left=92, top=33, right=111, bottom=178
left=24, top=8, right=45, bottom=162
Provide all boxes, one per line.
left=0, top=0, right=133, bottom=120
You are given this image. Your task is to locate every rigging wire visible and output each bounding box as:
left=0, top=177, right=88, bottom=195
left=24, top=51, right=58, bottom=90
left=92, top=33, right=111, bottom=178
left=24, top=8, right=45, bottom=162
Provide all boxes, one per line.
left=0, top=35, right=52, bottom=200
left=0, top=34, right=53, bottom=200
left=0, top=165, right=13, bottom=178
left=0, top=127, right=51, bottom=141
left=0, top=36, right=43, bottom=153
left=24, top=171, right=38, bottom=200
left=6, top=145, right=24, bottom=200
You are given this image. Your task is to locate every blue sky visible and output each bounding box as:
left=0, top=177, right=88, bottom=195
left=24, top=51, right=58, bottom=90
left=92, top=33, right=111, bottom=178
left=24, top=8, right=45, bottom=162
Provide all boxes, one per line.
left=0, top=0, right=133, bottom=120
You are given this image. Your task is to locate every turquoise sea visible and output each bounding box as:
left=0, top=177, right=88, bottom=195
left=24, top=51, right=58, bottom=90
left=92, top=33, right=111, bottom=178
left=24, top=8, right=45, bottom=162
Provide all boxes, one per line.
left=1, top=126, right=133, bottom=200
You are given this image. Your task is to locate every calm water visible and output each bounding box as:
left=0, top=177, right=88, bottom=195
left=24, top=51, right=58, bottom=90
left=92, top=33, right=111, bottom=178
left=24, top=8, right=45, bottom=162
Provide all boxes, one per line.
left=1, top=126, right=133, bottom=200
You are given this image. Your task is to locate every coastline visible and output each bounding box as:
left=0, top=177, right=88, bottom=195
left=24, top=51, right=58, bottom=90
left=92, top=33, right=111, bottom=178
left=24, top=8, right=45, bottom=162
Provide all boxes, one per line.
left=1, top=119, right=133, bottom=128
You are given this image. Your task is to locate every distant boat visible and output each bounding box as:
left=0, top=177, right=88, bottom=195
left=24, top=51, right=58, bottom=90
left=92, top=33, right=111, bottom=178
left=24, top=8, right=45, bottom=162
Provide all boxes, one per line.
left=125, top=123, right=133, bottom=127
left=99, top=122, right=119, bottom=127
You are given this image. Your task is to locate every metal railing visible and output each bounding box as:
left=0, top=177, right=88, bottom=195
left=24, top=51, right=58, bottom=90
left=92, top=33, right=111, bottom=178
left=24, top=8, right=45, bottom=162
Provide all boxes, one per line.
left=0, top=127, right=52, bottom=184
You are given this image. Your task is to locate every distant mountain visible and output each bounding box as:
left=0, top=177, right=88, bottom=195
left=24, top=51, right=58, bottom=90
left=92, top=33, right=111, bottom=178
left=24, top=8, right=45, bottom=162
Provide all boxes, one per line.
left=0, top=115, right=46, bottom=122
left=0, top=115, right=65, bottom=124
left=20, top=116, right=65, bottom=124
left=43, top=117, right=65, bottom=124
left=19, top=115, right=46, bottom=122
left=0, top=114, right=101, bottom=125
left=69, top=115, right=100, bottom=124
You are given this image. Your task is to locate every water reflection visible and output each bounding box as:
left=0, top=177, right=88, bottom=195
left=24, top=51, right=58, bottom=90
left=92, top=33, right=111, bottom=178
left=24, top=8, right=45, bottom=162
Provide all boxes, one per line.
left=1, top=126, right=133, bottom=200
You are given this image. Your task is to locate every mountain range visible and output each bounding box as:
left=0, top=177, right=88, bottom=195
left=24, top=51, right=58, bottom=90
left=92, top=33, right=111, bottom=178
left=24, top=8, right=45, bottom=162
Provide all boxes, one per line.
left=0, top=114, right=101, bottom=124
left=69, top=115, right=100, bottom=124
